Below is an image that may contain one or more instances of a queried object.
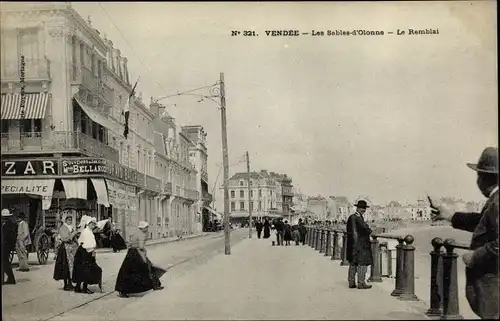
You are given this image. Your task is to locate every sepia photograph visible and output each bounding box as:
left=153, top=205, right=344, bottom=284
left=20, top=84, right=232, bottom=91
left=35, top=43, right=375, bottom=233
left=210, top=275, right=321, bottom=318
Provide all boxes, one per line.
left=0, top=1, right=497, bottom=320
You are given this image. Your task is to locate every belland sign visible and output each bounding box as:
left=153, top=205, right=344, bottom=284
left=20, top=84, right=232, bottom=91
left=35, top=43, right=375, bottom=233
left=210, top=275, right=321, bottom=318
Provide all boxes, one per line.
left=1, top=158, right=139, bottom=185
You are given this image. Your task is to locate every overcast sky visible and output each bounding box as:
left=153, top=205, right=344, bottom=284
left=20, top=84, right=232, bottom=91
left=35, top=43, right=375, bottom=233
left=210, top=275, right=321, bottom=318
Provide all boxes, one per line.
left=72, top=1, right=497, bottom=206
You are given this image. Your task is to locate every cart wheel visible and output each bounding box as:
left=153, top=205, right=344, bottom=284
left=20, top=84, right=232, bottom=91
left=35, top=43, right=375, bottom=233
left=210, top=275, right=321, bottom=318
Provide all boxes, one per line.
left=9, top=251, right=14, bottom=264
left=37, top=234, right=50, bottom=265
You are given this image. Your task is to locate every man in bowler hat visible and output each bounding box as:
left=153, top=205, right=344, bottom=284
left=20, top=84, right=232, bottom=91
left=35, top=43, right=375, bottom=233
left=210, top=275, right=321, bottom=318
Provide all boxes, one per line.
left=431, top=147, right=499, bottom=319
left=346, top=200, right=373, bottom=289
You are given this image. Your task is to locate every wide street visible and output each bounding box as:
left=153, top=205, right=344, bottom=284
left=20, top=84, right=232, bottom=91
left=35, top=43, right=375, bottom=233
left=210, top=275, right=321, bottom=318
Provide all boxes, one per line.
left=2, top=224, right=480, bottom=320
left=2, top=229, right=247, bottom=321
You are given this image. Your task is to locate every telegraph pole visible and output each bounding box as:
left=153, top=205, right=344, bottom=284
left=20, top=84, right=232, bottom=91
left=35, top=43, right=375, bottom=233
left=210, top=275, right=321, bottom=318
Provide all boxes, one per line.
left=220, top=72, right=231, bottom=255
left=246, top=151, right=253, bottom=238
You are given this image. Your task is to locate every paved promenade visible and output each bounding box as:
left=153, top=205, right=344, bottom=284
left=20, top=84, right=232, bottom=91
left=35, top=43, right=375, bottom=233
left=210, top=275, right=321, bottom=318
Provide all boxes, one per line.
left=86, top=236, right=430, bottom=321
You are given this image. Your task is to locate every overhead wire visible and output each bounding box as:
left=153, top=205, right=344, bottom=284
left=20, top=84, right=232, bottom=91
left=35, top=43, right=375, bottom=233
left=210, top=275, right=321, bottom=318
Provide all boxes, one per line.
left=96, top=2, right=168, bottom=97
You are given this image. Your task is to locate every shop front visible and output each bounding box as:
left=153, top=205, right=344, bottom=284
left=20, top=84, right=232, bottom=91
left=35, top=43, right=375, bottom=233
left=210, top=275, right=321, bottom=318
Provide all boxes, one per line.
left=1, top=157, right=144, bottom=245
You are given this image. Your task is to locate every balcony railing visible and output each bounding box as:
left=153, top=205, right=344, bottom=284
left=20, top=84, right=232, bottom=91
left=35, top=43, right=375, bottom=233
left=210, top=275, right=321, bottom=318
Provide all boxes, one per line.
left=146, top=174, right=161, bottom=192
left=1, top=131, right=119, bottom=163
left=1, top=57, right=51, bottom=81
left=98, top=80, right=114, bottom=105
left=164, top=182, right=173, bottom=194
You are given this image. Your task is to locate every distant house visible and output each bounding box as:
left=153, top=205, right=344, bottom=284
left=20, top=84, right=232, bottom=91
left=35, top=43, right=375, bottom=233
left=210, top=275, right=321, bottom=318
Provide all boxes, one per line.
left=327, top=196, right=352, bottom=222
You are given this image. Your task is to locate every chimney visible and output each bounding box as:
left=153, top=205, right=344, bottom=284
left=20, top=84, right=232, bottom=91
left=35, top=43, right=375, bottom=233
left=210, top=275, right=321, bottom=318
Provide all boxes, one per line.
left=149, top=99, right=159, bottom=117
left=138, top=92, right=143, bottom=102
left=87, top=15, right=92, bottom=26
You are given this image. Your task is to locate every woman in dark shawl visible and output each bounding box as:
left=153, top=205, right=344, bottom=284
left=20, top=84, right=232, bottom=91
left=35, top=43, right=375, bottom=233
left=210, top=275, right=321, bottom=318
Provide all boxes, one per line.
left=283, top=220, right=292, bottom=245
left=72, top=216, right=103, bottom=294
left=53, top=215, right=78, bottom=291
left=263, top=218, right=271, bottom=239
left=115, top=221, right=166, bottom=298
left=109, top=221, right=127, bottom=252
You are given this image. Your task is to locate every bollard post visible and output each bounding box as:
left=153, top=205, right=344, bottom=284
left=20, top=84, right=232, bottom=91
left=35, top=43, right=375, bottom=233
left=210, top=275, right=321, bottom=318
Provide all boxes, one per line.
left=307, top=227, right=311, bottom=246
left=311, top=228, right=316, bottom=248
left=426, top=237, right=444, bottom=317
left=369, top=235, right=383, bottom=282
left=391, top=237, right=406, bottom=296
left=313, top=228, right=318, bottom=249
left=315, top=228, right=321, bottom=251
left=320, top=229, right=326, bottom=253
left=332, top=230, right=341, bottom=260
left=398, top=235, right=419, bottom=301
left=441, top=239, right=463, bottom=320
left=340, top=231, right=349, bottom=266
left=325, top=229, right=332, bottom=256
left=310, top=228, right=314, bottom=247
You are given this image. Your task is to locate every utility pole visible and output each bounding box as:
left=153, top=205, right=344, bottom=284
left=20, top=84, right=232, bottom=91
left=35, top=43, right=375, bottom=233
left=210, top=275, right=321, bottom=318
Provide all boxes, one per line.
left=220, top=72, right=231, bottom=255
left=246, top=151, right=252, bottom=238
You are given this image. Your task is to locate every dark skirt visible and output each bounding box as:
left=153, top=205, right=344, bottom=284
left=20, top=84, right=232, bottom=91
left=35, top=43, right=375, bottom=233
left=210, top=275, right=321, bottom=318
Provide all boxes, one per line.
left=115, top=248, right=167, bottom=294
left=53, top=244, right=70, bottom=281
left=111, top=233, right=127, bottom=251
left=72, top=246, right=102, bottom=285
left=284, top=230, right=293, bottom=241
left=263, top=227, right=271, bottom=239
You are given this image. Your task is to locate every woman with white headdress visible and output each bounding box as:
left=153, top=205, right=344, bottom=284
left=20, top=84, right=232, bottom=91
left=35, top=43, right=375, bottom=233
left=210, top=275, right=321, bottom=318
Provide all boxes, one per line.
left=53, top=215, right=78, bottom=290
left=115, top=221, right=166, bottom=298
left=72, top=215, right=102, bottom=294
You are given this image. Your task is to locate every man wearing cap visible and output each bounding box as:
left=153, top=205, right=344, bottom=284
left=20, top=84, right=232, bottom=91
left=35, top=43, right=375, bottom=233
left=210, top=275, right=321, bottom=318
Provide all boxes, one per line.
left=16, top=212, right=31, bottom=272
left=2, top=209, right=17, bottom=284
left=432, top=147, right=499, bottom=319
left=346, top=200, right=373, bottom=290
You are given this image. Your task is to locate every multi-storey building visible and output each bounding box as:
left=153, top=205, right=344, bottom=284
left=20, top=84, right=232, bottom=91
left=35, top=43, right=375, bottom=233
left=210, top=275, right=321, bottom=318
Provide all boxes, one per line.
left=0, top=2, right=198, bottom=242
left=326, top=196, right=352, bottom=222
left=225, top=169, right=282, bottom=222
left=183, top=125, right=212, bottom=233
left=306, top=196, right=328, bottom=221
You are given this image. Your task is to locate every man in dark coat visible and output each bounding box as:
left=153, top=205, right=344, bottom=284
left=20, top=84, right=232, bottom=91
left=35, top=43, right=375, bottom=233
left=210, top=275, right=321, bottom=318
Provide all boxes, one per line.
left=298, top=218, right=307, bottom=245
left=346, top=200, right=373, bottom=289
left=255, top=218, right=263, bottom=239
left=432, top=147, right=499, bottom=319
left=2, top=209, right=18, bottom=285
left=275, top=218, right=284, bottom=246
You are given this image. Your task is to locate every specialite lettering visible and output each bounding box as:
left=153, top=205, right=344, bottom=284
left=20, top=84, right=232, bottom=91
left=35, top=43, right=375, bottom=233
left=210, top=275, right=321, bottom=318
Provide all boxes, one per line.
left=1, top=184, right=49, bottom=193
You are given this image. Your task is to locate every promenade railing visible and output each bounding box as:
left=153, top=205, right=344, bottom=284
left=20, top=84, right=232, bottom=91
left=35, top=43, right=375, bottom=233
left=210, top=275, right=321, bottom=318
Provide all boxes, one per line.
left=303, top=222, right=471, bottom=319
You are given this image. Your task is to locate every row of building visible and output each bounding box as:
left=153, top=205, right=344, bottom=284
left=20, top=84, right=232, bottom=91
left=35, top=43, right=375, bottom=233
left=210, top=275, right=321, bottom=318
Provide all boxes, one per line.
left=297, top=196, right=486, bottom=223
left=0, top=2, right=214, bottom=241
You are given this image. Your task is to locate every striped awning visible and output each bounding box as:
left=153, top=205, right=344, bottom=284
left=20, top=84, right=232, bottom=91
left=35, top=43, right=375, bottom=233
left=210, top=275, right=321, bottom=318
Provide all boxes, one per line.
left=1, top=92, right=50, bottom=119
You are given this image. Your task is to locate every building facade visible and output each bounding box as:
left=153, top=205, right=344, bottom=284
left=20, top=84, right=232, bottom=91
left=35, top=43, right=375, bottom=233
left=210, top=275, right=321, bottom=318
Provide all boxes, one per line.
left=0, top=2, right=198, bottom=244
left=306, top=196, right=328, bottom=221
left=225, top=170, right=282, bottom=222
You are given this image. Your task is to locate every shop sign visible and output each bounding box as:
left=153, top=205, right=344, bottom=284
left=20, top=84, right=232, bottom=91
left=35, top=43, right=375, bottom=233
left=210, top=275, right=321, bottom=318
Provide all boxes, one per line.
left=1, top=160, right=59, bottom=176
left=62, top=158, right=107, bottom=175
left=107, top=161, right=138, bottom=184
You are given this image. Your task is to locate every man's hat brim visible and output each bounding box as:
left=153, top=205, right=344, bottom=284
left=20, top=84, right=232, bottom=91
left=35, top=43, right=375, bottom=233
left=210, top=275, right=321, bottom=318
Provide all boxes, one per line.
left=467, top=163, right=499, bottom=174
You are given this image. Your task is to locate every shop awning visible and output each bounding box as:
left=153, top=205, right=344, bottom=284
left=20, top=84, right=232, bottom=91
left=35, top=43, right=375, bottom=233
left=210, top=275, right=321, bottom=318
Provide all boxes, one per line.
left=1, top=92, right=51, bottom=119
left=90, top=178, right=110, bottom=208
left=73, top=96, right=122, bottom=135
left=1, top=179, right=55, bottom=210
left=205, top=206, right=222, bottom=220
left=61, top=178, right=88, bottom=199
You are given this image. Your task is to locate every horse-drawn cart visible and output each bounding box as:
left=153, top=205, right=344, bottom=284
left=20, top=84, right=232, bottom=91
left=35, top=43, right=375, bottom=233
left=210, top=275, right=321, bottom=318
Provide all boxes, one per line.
left=9, top=225, right=55, bottom=265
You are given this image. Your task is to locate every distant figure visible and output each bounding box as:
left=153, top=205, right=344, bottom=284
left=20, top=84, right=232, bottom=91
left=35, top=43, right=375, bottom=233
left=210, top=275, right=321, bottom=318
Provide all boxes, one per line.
left=283, top=220, right=292, bottom=246
left=298, top=218, right=307, bottom=245
left=431, top=147, right=499, bottom=319
left=275, top=218, right=284, bottom=246
left=2, top=209, right=17, bottom=285
left=16, top=212, right=31, bottom=272
left=115, top=221, right=166, bottom=298
left=255, top=218, right=263, bottom=239
left=109, top=220, right=127, bottom=253
left=346, top=200, right=373, bottom=290
left=263, top=218, right=271, bottom=239
left=292, top=225, right=301, bottom=245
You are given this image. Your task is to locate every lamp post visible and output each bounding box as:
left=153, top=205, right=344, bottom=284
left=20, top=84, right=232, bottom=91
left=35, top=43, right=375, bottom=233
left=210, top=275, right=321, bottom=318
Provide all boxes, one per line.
left=154, top=72, right=231, bottom=255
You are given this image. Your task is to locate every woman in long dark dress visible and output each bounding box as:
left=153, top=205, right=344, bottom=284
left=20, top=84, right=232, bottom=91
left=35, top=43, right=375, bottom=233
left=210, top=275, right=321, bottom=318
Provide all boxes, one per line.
left=109, top=221, right=127, bottom=253
left=72, top=216, right=103, bottom=294
left=115, top=221, right=166, bottom=298
left=53, top=215, right=78, bottom=291
left=263, top=218, right=271, bottom=239
left=283, top=220, right=292, bottom=245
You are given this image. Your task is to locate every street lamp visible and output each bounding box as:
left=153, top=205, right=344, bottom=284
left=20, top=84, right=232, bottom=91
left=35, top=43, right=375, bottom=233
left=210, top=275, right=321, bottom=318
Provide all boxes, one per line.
left=154, top=73, right=231, bottom=255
